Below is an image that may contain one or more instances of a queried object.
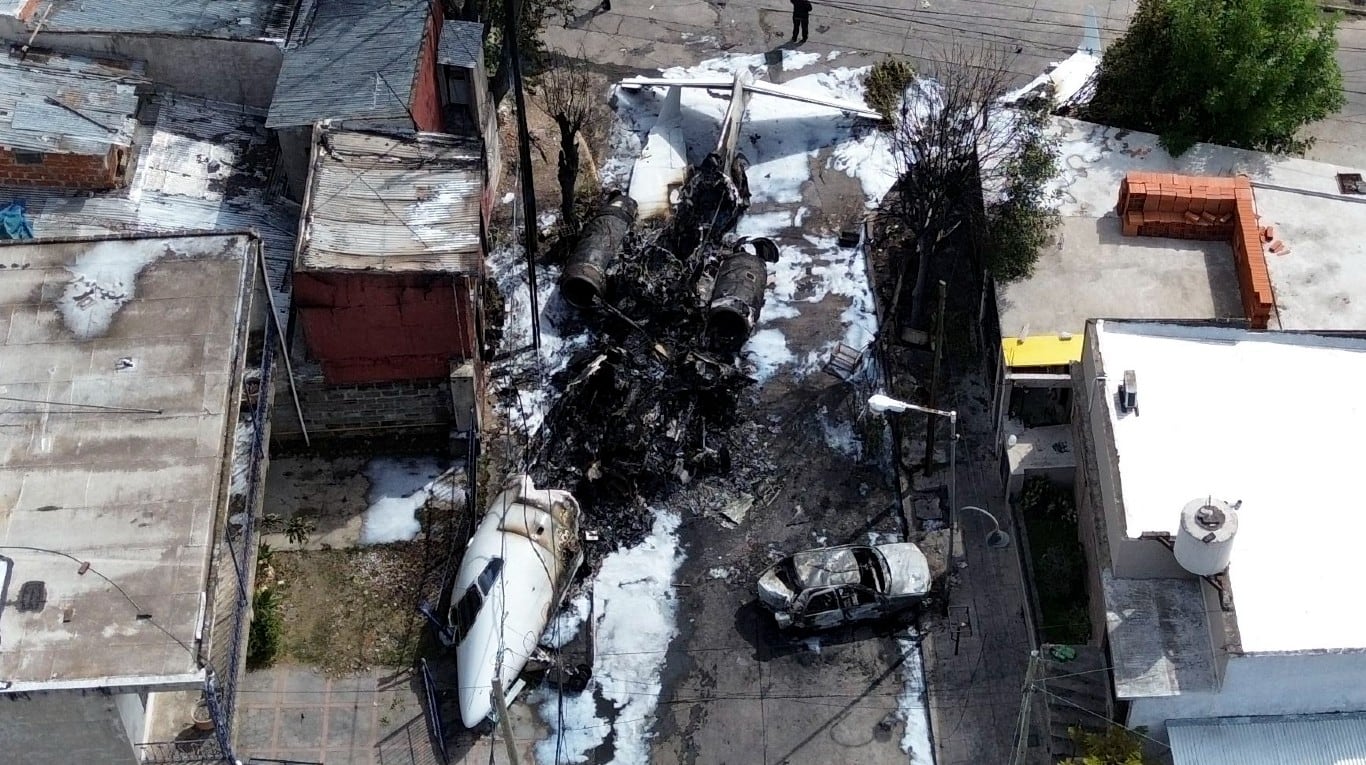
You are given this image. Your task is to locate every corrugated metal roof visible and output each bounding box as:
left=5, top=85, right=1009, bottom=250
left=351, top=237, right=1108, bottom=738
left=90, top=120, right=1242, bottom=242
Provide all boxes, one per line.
left=298, top=128, right=483, bottom=273
left=0, top=94, right=296, bottom=324
left=1170, top=713, right=1366, bottom=765
left=9, top=0, right=300, bottom=39
left=437, top=19, right=483, bottom=69
left=0, top=50, right=143, bottom=154
left=266, top=0, right=431, bottom=128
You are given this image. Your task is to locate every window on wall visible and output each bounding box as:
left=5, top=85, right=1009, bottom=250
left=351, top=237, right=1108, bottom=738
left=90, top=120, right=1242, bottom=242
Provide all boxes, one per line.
left=13, top=151, right=44, bottom=165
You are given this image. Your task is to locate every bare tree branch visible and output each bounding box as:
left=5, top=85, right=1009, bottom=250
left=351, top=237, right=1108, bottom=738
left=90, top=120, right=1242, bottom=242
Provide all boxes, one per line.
left=882, top=42, right=1023, bottom=328
left=531, top=54, right=611, bottom=227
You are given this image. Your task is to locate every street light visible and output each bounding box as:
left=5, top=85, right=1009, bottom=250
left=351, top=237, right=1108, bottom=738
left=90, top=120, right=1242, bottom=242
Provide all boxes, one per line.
left=870, top=394, right=1014, bottom=613
left=868, top=392, right=959, bottom=576
left=960, top=505, right=1011, bottom=549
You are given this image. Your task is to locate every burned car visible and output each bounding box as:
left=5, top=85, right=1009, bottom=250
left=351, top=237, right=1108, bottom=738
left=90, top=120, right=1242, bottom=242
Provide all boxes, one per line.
left=756, top=543, right=931, bottom=630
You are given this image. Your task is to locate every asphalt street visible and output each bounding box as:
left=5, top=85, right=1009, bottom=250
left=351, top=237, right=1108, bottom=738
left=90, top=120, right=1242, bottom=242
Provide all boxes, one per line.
left=547, top=0, right=1366, bottom=167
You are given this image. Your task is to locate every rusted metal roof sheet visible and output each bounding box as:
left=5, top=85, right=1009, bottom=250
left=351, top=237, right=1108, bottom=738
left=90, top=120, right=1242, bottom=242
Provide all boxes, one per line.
left=7, top=0, right=299, bottom=39
left=0, top=50, right=143, bottom=155
left=1170, top=713, right=1366, bottom=765
left=437, top=19, right=483, bottom=69
left=267, top=0, right=430, bottom=128
left=298, top=128, right=484, bottom=274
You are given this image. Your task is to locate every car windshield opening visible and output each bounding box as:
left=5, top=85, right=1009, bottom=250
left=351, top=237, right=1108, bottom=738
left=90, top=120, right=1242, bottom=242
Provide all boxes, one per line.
left=854, top=547, right=885, bottom=591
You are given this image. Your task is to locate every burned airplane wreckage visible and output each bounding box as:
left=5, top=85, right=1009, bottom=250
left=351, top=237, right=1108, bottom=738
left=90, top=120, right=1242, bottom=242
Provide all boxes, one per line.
left=524, top=72, right=879, bottom=554
left=532, top=152, right=776, bottom=552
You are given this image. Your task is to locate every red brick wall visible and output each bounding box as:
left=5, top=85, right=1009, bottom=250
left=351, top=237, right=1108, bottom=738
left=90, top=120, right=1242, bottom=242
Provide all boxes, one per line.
left=410, top=1, right=444, bottom=133
left=15, top=0, right=41, bottom=20
left=0, top=146, right=123, bottom=190
left=294, top=271, right=478, bottom=384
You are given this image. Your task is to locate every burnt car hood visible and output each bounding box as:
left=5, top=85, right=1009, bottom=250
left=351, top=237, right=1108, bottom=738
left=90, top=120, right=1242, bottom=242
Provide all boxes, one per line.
left=879, top=542, right=931, bottom=597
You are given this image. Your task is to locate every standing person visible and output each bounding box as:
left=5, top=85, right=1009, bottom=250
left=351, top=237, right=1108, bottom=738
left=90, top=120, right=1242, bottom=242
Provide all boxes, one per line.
left=791, top=0, right=811, bottom=43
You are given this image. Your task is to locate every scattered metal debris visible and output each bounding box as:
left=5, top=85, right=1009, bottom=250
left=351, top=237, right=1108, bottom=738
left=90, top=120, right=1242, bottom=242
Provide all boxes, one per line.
left=533, top=156, right=774, bottom=555
left=717, top=492, right=755, bottom=528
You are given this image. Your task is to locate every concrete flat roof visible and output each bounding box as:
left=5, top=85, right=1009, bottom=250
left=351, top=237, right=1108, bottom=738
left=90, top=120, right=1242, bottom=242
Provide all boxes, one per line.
left=997, top=216, right=1241, bottom=339
left=1094, top=320, right=1366, bottom=654
left=5, top=94, right=296, bottom=326
left=0, top=234, right=252, bottom=691
left=1103, top=572, right=1215, bottom=698
left=998, top=117, right=1366, bottom=338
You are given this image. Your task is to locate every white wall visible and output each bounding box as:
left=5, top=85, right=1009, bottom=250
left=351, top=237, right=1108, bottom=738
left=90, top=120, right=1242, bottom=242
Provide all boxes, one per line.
left=1130, top=651, right=1366, bottom=740
left=114, top=692, right=148, bottom=746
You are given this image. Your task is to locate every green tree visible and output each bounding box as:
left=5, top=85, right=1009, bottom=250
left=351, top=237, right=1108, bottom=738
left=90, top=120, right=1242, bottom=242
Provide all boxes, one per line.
left=1060, top=726, right=1153, bottom=765
left=1086, top=0, right=1344, bottom=155
left=882, top=43, right=1060, bottom=327
left=985, top=108, right=1060, bottom=283
left=469, top=0, right=575, bottom=103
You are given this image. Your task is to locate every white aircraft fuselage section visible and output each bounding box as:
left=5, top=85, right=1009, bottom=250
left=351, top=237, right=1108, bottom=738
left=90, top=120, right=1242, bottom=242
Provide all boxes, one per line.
left=451, top=475, right=582, bottom=727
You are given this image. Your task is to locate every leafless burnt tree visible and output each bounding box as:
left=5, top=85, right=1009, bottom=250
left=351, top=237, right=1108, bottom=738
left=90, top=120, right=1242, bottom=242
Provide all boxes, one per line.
left=884, top=42, right=1031, bottom=330
left=532, top=56, right=612, bottom=228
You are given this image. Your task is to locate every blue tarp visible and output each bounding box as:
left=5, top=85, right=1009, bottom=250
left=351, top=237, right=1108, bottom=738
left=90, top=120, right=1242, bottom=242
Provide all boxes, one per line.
left=0, top=201, right=33, bottom=240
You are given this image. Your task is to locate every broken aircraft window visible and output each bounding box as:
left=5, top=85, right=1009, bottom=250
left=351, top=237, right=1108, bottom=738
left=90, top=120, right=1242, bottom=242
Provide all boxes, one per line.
left=452, top=557, right=504, bottom=642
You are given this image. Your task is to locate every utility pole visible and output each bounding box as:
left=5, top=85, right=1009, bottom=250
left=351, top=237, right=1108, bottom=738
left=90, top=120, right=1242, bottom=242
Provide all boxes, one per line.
left=924, top=280, right=947, bottom=470
left=492, top=678, right=522, bottom=765
left=504, top=0, right=541, bottom=352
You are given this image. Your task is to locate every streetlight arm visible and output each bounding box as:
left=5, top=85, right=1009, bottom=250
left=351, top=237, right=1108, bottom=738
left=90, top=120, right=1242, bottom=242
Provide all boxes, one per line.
left=868, top=393, right=955, bottom=420
left=959, top=505, right=1001, bottom=534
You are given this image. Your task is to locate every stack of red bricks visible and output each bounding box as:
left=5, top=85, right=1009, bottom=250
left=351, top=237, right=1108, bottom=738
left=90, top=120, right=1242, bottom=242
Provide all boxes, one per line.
left=1116, top=172, right=1273, bottom=328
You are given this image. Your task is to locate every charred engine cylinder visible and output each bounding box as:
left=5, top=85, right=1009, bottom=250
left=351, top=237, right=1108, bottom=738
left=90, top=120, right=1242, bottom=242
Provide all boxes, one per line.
left=560, top=192, right=638, bottom=310
left=707, top=237, right=776, bottom=353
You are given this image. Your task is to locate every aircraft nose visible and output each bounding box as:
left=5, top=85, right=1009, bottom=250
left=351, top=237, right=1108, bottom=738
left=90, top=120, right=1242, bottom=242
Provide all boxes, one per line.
left=460, top=685, right=494, bottom=729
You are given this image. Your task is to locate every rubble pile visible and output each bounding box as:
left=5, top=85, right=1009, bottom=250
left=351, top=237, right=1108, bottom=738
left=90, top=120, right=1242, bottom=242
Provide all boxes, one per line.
left=531, top=154, right=768, bottom=554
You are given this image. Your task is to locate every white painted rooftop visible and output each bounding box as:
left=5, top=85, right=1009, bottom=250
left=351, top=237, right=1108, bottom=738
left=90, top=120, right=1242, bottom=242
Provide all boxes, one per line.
left=998, top=118, right=1366, bottom=337
left=1095, top=320, right=1366, bottom=654
left=0, top=234, right=252, bottom=690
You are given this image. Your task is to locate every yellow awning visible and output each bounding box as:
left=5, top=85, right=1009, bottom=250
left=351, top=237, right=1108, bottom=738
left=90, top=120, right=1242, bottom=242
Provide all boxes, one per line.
left=1001, top=334, right=1082, bottom=368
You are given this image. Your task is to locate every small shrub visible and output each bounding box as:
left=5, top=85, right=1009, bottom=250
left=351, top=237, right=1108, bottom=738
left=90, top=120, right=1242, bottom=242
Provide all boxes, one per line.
left=863, top=57, right=916, bottom=129
left=247, top=587, right=284, bottom=669
left=1060, top=725, right=1153, bottom=765
left=285, top=515, right=316, bottom=546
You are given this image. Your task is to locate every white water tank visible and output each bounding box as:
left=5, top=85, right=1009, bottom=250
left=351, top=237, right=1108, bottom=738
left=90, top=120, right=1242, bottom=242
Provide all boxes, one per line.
left=1174, top=497, right=1239, bottom=576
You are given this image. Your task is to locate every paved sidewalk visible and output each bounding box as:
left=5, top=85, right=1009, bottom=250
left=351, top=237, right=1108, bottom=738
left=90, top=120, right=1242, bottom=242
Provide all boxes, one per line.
left=235, top=663, right=548, bottom=765
left=920, top=425, right=1039, bottom=765
left=236, top=666, right=429, bottom=765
